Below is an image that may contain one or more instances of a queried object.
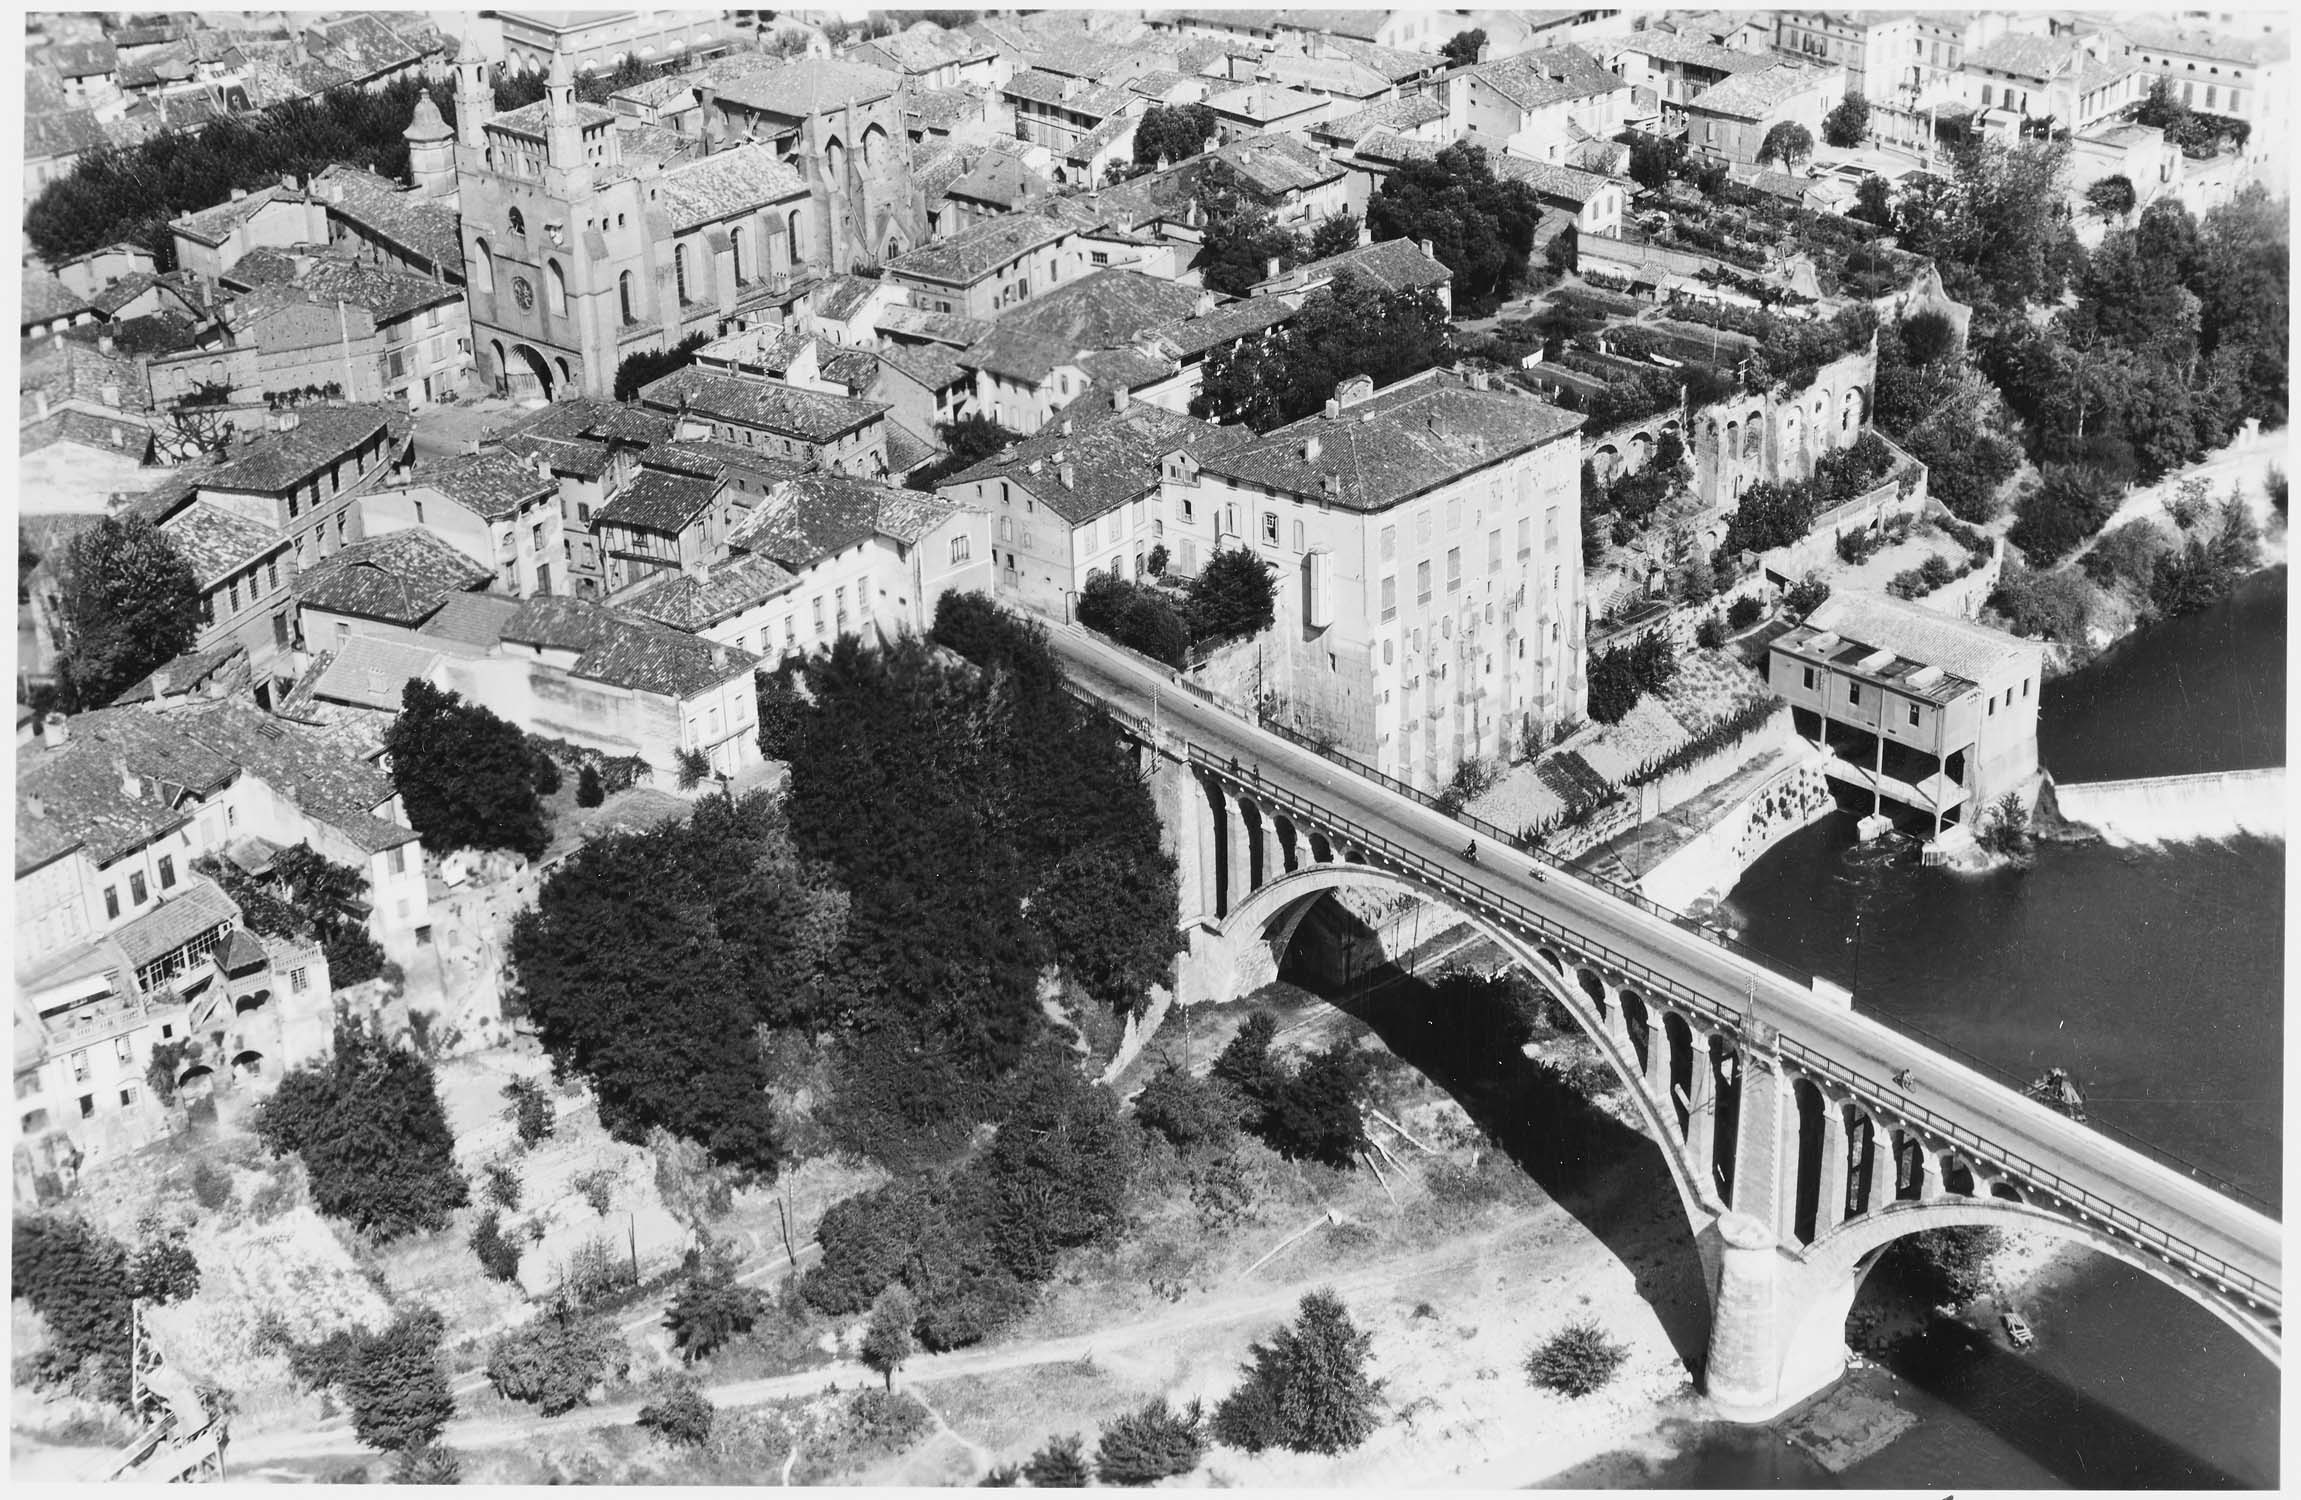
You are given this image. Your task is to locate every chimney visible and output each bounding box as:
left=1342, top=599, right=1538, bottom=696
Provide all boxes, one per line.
left=42, top=711, right=67, bottom=748
left=98, top=333, right=115, bottom=355
left=1419, top=237, right=1435, bottom=259
left=1058, top=462, right=1075, bottom=487
left=1265, top=255, right=1282, bottom=280
left=710, top=644, right=729, bottom=670
left=34, top=389, right=50, bottom=420
left=1112, top=385, right=1130, bottom=412
left=1358, top=220, right=1372, bottom=248
left=271, top=408, right=301, bottom=433
left=229, top=186, right=247, bottom=202
left=1060, top=417, right=1074, bottom=437
left=1303, top=435, right=1321, bottom=462
left=1324, top=397, right=1341, bottom=420
left=100, top=381, right=121, bottom=409
left=150, top=665, right=172, bottom=697
left=113, top=755, right=144, bottom=801
left=1195, top=290, right=1216, bottom=316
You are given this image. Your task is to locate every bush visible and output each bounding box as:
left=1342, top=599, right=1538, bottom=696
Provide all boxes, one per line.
left=12, top=1215, right=133, bottom=1405
left=637, top=1374, right=715, bottom=1448
left=1783, top=574, right=1832, bottom=619
left=1988, top=559, right=2096, bottom=642
left=530, top=743, right=564, bottom=797
left=484, top=1316, right=622, bottom=1416
left=1113, top=589, right=1191, bottom=668
left=1133, top=1064, right=1242, bottom=1156
left=470, top=1210, right=523, bottom=1284
left=254, top=1020, right=469, bottom=1242
left=503, top=1076, right=556, bottom=1148
left=1976, top=791, right=2033, bottom=858
left=1585, top=646, right=1639, bottom=724
left=481, top=1156, right=523, bottom=1210
left=392, top=1445, right=462, bottom=1484
left=1095, top=1397, right=1207, bottom=1485
left=573, top=1168, right=615, bottom=1216
left=2080, top=519, right=2172, bottom=592
left=189, top=1160, right=233, bottom=1212
left=861, top=1283, right=918, bottom=1391
left=1726, top=595, right=1764, bottom=630
left=129, top=1223, right=201, bottom=1305
left=2010, top=464, right=2120, bottom=567
left=1211, top=1290, right=1380, bottom=1455
left=1023, top=1433, right=1091, bottom=1487
left=1525, top=1321, right=1629, bottom=1397
left=576, top=764, right=606, bottom=807
left=343, top=1310, right=456, bottom=1454
left=664, top=1245, right=766, bottom=1361
left=1695, top=614, right=1725, bottom=649
left=1184, top=547, right=1277, bottom=645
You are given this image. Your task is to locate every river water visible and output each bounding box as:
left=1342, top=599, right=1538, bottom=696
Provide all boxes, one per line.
left=1591, top=568, right=2287, bottom=1488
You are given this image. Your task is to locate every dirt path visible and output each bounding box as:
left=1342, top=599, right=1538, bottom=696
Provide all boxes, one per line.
left=222, top=1210, right=1570, bottom=1470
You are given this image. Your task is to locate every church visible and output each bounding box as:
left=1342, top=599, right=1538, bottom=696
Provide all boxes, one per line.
left=452, top=45, right=921, bottom=403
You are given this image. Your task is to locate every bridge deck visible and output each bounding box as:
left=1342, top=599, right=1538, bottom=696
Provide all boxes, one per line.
left=1042, top=621, right=2281, bottom=1320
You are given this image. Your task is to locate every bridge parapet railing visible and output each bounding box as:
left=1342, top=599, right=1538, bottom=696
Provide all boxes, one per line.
left=1171, top=743, right=2281, bottom=1316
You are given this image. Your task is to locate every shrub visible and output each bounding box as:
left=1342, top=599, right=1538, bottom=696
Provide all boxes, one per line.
left=560, top=1234, right=640, bottom=1310
left=1114, top=591, right=1191, bottom=668
left=470, top=1210, right=523, bottom=1284
left=2010, top=464, right=2121, bottom=567
left=503, top=1076, right=556, bottom=1148
left=484, top=1316, right=621, bottom=1416
left=1133, top=1064, right=1242, bottom=1156
left=664, top=1246, right=765, bottom=1361
left=573, top=1168, right=615, bottom=1216
left=1184, top=547, right=1277, bottom=645
left=1024, top=1433, right=1091, bottom=1487
left=2166, top=476, right=2213, bottom=530
left=1095, top=1397, right=1207, bottom=1485
left=1783, top=574, right=1831, bottom=619
left=189, top=1160, right=233, bottom=1212
left=529, top=743, right=563, bottom=797
left=1988, top=559, right=2096, bottom=642
left=675, top=747, right=712, bottom=790
left=393, top=1444, right=461, bottom=1484
left=1585, top=646, right=1640, bottom=724
left=637, top=1374, right=715, bottom=1448
left=253, top=1020, right=469, bottom=1242
left=575, top=763, right=606, bottom=807
left=481, top=1157, right=523, bottom=1210
left=343, top=1310, right=455, bottom=1454
left=1695, top=614, right=1725, bottom=649
left=1526, top=1321, right=1629, bottom=1397
left=1976, top=791, right=2033, bottom=858
left=2080, top=520, right=2173, bottom=592
left=1725, top=595, right=1763, bottom=630
left=12, top=1215, right=134, bottom=1406
left=128, top=1223, right=201, bottom=1305
left=1211, top=1290, right=1381, bottom=1455
left=860, top=1283, right=917, bottom=1391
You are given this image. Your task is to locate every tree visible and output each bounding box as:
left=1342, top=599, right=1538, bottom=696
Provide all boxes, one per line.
left=385, top=680, right=550, bottom=861
left=2085, top=174, right=2136, bottom=221
left=344, top=1309, right=456, bottom=1454
left=664, top=1243, right=766, bottom=1361
left=255, top=1020, right=470, bottom=1241
left=53, top=516, right=203, bottom=710
left=1366, top=142, right=1543, bottom=312
left=861, top=1284, right=918, bottom=1392
left=2080, top=519, right=2172, bottom=592
left=1976, top=791, right=2033, bottom=858
left=1023, top=1433, right=1091, bottom=1487
left=1882, top=1225, right=2002, bottom=1305
left=1195, top=160, right=1307, bottom=296
left=1307, top=211, right=1362, bottom=260
left=1783, top=574, right=1832, bottom=619
left=1132, top=101, right=1216, bottom=168
left=575, top=763, right=606, bottom=807
left=1440, top=28, right=1486, bottom=67
left=1757, top=121, right=1815, bottom=173
left=1851, top=173, right=1893, bottom=229
left=128, top=1221, right=201, bottom=1305
left=1627, top=132, right=1686, bottom=193
left=485, top=1315, right=621, bottom=1416
left=1821, top=93, right=1870, bottom=148
left=1095, top=1397, right=1207, bottom=1485
left=1987, top=557, right=2096, bottom=641
left=1629, top=631, right=1677, bottom=694
left=1185, top=546, right=1277, bottom=645
left=1192, top=272, right=1455, bottom=431
left=638, top=1374, right=715, bottom=1447
left=1133, top=1064, right=1242, bottom=1156
left=1211, top=1290, right=1381, bottom=1454
left=611, top=331, right=708, bottom=402
left=1526, top=1320, right=1628, bottom=1397
left=503, top=1075, right=556, bottom=1148
left=1585, top=647, right=1639, bottom=725
left=2009, top=464, right=2120, bottom=566
left=11, top=1215, right=134, bottom=1405
left=1259, top=1042, right=1374, bottom=1168
left=470, top=1210, right=523, bottom=1284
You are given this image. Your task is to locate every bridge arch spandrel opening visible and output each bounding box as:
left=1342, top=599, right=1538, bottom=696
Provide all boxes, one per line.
left=1776, top=1199, right=2283, bottom=1394
left=1215, top=860, right=1724, bottom=1243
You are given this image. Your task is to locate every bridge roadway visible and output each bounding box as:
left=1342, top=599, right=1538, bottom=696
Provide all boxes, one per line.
left=1042, top=622, right=2281, bottom=1316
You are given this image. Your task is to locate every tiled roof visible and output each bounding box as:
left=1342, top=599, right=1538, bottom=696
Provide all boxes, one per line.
left=1687, top=63, right=1831, bottom=120
left=944, top=401, right=1253, bottom=526
left=595, top=465, right=720, bottom=533
left=110, top=639, right=249, bottom=706
left=884, top=419, right=941, bottom=477
left=846, top=26, right=973, bottom=75
left=620, top=551, right=799, bottom=631
left=295, top=529, right=493, bottom=625
left=302, top=13, right=423, bottom=80
left=26, top=108, right=111, bottom=161
left=238, top=52, right=359, bottom=109
left=814, top=273, right=883, bottom=324
left=727, top=472, right=971, bottom=570
left=2118, top=23, right=2290, bottom=67
left=113, top=882, right=239, bottom=971
left=949, top=152, right=1055, bottom=207
left=1260, top=51, right=1391, bottom=98
left=49, top=39, right=119, bottom=77
left=172, top=699, right=417, bottom=853
left=499, top=596, right=760, bottom=698
left=1472, top=44, right=1630, bottom=112
left=907, top=86, right=987, bottom=131
left=1200, top=370, right=1584, bottom=513
left=1801, top=593, right=2043, bottom=687
left=1213, top=131, right=1343, bottom=195
left=711, top=56, right=901, bottom=115
left=409, top=449, right=556, bottom=522
left=877, top=341, right=970, bottom=393
left=1610, top=31, right=1777, bottom=75
left=882, top=204, right=1084, bottom=286
left=310, top=634, right=445, bottom=710
left=1963, top=34, right=2076, bottom=80
left=1148, top=294, right=1297, bottom=358
left=638, top=367, right=889, bottom=444
left=1295, top=34, right=1439, bottom=85
left=1256, top=236, right=1452, bottom=296
left=310, top=165, right=464, bottom=275
left=1075, top=346, right=1177, bottom=391
left=1206, top=82, right=1326, bottom=121
left=169, top=184, right=311, bottom=248
left=1127, top=69, right=1201, bottom=100
left=1274, top=8, right=1391, bottom=43
left=1315, top=91, right=1448, bottom=145
left=657, top=144, right=807, bottom=231
left=961, top=269, right=1205, bottom=383
left=203, top=405, right=400, bottom=497
left=420, top=591, right=522, bottom=650
left=280, top=254, right=461, bottom=322
left=878, top=305, right=993, bottom=348
left=162, top=501, right=287, bottom=585
left=1510, top=157, right=1616, bottom=204
left=486, top=397, right=672, bottom=480
left=642, top=438, right=809, bottom=485
left=487, top=98, right=619, bottom=137
left=22, top=268, right=92, bottom=325
left=15, top=703, right=252, bottom=871
left=610, top=73, right=697, bottom=108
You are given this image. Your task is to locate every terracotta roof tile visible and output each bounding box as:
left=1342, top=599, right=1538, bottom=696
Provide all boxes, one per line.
left=294, top=528, right=493, bottom=625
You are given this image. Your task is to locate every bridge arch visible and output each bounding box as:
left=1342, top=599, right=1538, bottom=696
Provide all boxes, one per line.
left=1216, top=858, right=1722, bottom=1247
left=1771, top=1197, right=2281, bottom=1406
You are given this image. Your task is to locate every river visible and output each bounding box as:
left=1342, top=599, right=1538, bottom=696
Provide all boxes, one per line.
left=1580, top=568, right=2286, bottom=1488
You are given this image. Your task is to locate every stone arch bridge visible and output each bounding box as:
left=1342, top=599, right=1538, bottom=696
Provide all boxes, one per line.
left=1043, top=623, right=2280, bottom=1421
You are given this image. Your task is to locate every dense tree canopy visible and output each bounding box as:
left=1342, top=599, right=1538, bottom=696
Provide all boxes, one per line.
left=385, top=680, right=550, bottom=860
left=1192, top=272, right=1455, bottom=431
left=1821, top=94, right=1870, bottom=148
left=11, top=1215, right=134, bottom=1406
left=1758, top=122, right=1815, bottom=172
left=1184, top=547, right=1278, bottom=646
left=344, top=1310, right=456, bottom=1454
left=1441, top=28, right=1487, bottom=67
left=1893, top=138, right=2083, bottom=315
left=1366, top=142, right=1542, bottom=313
left=1133, top=102, right=1217, bottom=168
left=54, top=516, right=203, bottom=711
left=612, top=331, right=709, bottom=403
left=1195, top=160, right=1308, bottom=297
left=255, top=1021, right=470, bottom=1241
left=509, top=792, right=840, bottom=1173
left=1211, top=1290, right=1381, bottom=1454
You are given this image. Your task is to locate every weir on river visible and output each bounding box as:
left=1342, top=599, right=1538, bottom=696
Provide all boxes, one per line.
left=2041, top=767, right=2286, bottom=846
